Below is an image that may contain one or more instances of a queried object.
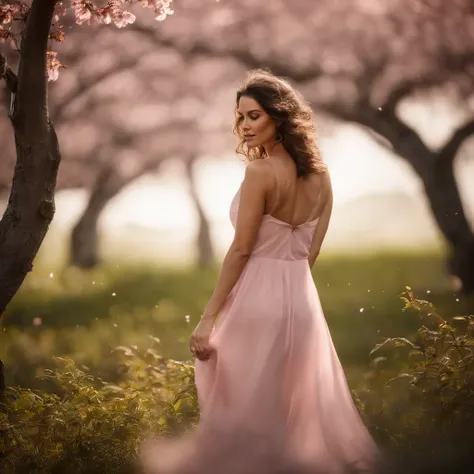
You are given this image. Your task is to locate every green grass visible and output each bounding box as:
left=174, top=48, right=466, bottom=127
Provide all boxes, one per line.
left=2, top=250, right=474, bottom=471
left=2, top=249, right=472, bottom=390
left=312, top=250, right=466, bottom=364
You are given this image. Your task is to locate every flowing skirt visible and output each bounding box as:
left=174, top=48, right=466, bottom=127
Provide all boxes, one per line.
left=140, top=256, right=380, bottom=474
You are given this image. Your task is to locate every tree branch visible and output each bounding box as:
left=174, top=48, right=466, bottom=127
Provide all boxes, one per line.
left=384, top=51, right=474, bottom=112
left=384, top=80, right=418, bottom=113
left=184, top=154, right=215, bottom=268
left=52, top=56, right=143, bottom=122
left=13, top=0, right=57, bottom=132
left=319, top=100, right=436, bottom=178
left=439, top=118, right=474, bottom=164
left=129, top=24, right=325, bottom=82
left=0, top=55, right=18, bottom=94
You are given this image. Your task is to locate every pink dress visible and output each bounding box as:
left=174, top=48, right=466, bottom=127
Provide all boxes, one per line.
left=141, top=182, right=380, bottom=474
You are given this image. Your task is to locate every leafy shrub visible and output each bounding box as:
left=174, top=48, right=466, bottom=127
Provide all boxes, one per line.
left=0, top=343, right=198, bottom=474
left=2, top=287, right=473, bottom=473
left=0, top=308, right=194, bottom=391
left=357, top=288, right=474, bottom=445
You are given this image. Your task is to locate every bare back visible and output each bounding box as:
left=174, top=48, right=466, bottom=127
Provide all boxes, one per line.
left=263, top=157, right=327, bottom=227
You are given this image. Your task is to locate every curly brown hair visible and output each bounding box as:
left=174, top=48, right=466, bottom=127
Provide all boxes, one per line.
left=233, top=69, right=326, bottom=178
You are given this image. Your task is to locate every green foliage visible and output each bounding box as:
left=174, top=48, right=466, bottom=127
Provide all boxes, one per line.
left=0, top=345, right=198, bottom=474
left=357, top=287, right=474, bottom=445
left=0, top=310, right=195, bottom=391
left=4, top=251, right=461, bottom=372
left=2, top=255, right=473, bottom=471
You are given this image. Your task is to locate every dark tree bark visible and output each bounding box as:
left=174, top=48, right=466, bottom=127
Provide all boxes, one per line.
left=70, top=166, right=131, bottom=268
left=343, top=103, right=474, bottom=292
left=0, top=0, right=59, bottom=398
left=0, top=0, right=60, bottom=315
left=432, top=121, right=474, bottom=292
left=70, top=160, right=162, bottom=268
left=184, top=157, right=215, bottom=269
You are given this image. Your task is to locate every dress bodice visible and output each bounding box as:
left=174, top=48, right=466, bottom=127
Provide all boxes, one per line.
left=230, top=184, right=319, bottom=261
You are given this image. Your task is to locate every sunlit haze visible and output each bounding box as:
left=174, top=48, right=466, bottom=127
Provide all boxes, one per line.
left=41, top=122, right=473, bottom=264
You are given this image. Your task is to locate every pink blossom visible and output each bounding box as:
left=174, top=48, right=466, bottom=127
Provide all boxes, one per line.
left=113, top=10, right=136, bottom=28
left=102, top=1, right=137, bottom=27
left=1, top=10, right=13, bottom=25
left=140, top=0, right=174, bottom=21
left=102, top=12, right=112, bottom=24
left=48, top=67, right=59, bottom=82
left=0, top=28, right=15, bottom=48
left=33, top=317, right=42, bottom=326
left=53, top=2, right=68, bottom=23
left=1, top=0, right=174, bottom=80
left=46, top=50, right=62, bottom=82
left=72, top=0, right=93, bottom=25
left=0, top=29, right=11, bottom=42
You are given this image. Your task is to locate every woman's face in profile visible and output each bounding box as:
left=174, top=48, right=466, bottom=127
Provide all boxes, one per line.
left=237, top=96, right=278, bottom=149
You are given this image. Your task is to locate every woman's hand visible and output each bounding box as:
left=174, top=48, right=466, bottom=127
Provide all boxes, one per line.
left=189, top=317, right=215, bottom=361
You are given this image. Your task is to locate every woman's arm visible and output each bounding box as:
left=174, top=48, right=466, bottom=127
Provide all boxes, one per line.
left=308, top=172, right=333, bottom=269
left=200, top=161, right=270, bottom=323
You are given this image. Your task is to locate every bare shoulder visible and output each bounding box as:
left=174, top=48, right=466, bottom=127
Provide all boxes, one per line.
left=307, top=170, right=332, bottom=207
left=245, top=159, right=271, bottom=175
left=319, top=170, right=333, bottom=204
left=318, top=168, right=331, bottom=181
left=307, top=169, right=331, bottom=189
left=244, top=160, right=273, bottom=189
left=317, top=169, right=332, bottom=191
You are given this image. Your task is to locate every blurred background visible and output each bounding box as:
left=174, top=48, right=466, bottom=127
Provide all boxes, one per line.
left=1, top=2, right=474, bottom=471
left=0, top=0, right=473, bottom=398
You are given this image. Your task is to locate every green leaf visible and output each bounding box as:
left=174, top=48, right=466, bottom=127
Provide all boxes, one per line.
left=370, top=337, right=417, bottom=356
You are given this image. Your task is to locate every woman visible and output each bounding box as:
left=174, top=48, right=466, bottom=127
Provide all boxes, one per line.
left=142, top=70, right=380, bottom=474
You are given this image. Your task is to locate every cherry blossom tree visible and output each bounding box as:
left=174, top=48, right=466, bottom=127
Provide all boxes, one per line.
left=51, top=24, right=238, bottom=270
left=134, top=0, right=474, bottom=292
left=0, top=21, right=237, bottom=273
left=0, top=0, right=174, bottom=318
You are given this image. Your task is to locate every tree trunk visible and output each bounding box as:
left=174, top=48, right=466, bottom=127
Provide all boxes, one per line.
left=430, top=153, right=474, bottom=292
left=0, top=0, right=59, bottom=315
left=70, top=159, right=162, bottom=268
left=184, top=158, right=215, bottom=268
left=70, top=166, right=129, bottom=268
left=353, top=106, right=474, bottom=292
left=398, top=146, right=474, bottom=291
left=0, top=0, right=59, bottom=398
